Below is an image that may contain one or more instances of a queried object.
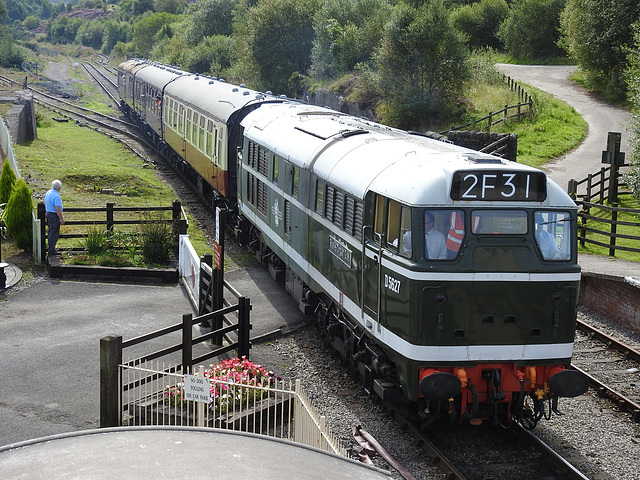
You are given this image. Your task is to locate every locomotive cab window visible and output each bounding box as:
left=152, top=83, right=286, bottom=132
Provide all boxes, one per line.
left=422, top=210, right=465, bottom=260
left=471, top=210, right=527, bottom=235
left=535, top=211, right=571, bottom=261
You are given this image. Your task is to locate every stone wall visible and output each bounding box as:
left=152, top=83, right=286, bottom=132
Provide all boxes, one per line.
left=301, top=89, right=374, bottom=119
left=446, top=130, right=518, bottom=162
left=1, top=90, right=37, bottom=145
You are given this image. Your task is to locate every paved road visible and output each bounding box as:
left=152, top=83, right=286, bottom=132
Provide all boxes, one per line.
left=0, top=269, right=307, bottom=447
left=496, top=64, right=633, bottom=194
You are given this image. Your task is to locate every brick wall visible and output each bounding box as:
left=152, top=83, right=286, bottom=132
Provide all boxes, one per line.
left=579, top=273, right=640, bottom=333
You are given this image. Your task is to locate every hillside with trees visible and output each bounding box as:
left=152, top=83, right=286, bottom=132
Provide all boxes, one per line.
left=2, top=0, right=640, bottom=185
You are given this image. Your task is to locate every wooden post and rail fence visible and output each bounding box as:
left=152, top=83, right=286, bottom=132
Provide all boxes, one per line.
left=443, top=73, right=534, bottom=134
left=568, top=132, right=640, bottom=258
left=36, top=200, right=187, bottom=264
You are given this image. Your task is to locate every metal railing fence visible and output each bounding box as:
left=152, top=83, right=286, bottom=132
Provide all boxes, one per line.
left=119, top=361, right=347, bottom=457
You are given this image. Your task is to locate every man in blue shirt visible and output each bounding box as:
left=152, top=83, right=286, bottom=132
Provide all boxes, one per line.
left=44, top=180, right=65, bottom=255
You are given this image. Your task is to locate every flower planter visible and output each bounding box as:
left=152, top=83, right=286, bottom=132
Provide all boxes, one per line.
left=130, top=394, right=292, bottom=432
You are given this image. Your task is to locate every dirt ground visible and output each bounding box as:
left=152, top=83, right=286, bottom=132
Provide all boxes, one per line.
left=32, top=61, right=84, bottom=99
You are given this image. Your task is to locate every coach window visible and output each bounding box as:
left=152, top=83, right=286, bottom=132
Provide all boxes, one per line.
left=206, top=120, right=214, bottom=159
left=199, top=116, right=205, bottom=152
left=178, top=104, right=184, bottom=135
left=186, top=109, right=192, bottom=142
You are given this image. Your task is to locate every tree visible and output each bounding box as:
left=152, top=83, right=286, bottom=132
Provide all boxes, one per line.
left=498, top=0, right=566, bottom=59
left=75, top=19, right=105, bottom=49
left=560, top=0, right=640, bottom=101
left=623, top=22, right=640, bottom=199
left=311, top=0, right=393, bottom=78
left=0, top=161, right=17, bottom=206
left=235, top=0, right=320, bottom=95
left=23, top=15, right=40, bottom=30
left=0, top=0, right=7, bottom=23
left=154, top=0, right=186, bottom=14
left=101, top=20, right=133, bottom=54
left=132, top=12, right=178, bottom=57
left=376, top=0, right=470, bottom=130
left=0, top=32, right=25, bottom=68
left=450, top=0, right=509, bottom=50
left=47, top=15, right=83, bottom=44
left=184, top=0, right=237, bottom=45
left=4, top=179, right=33, bottom=251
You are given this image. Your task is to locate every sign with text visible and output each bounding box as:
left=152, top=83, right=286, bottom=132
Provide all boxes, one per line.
left=183, top=375, right=211, bottom=403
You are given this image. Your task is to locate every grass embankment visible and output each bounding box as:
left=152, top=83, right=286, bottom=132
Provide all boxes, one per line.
left=13, top=109, right=213, bottom=263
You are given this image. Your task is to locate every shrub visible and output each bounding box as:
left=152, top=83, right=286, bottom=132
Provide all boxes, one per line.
left=141, top=219, right=173, bottom=264
left=0, top=161, right=17, bottom=205
left=4, top=179, right=34, bottom=251
left=84, top=228, right=108, bottom=255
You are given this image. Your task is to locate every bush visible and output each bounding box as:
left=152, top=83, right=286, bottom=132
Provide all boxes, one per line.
left=84, top=228, right=108, bottom=255
left=0, top=161, right=17, bottom=205
left=141, top=219, right=173, bottom=264
left=4, top=179, right=34, bottom=251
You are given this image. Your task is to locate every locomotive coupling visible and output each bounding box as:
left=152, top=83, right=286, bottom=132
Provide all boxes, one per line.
left=419, top=369, right=462, bottom=401
left=547, top=368, right=589, bottom=398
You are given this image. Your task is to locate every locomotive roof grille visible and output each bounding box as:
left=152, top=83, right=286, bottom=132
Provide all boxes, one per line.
left=463, top=153, right=503, bottom=164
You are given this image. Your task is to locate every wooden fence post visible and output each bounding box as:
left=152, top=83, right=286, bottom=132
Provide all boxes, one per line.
left=568, top=179, right=577, bottom=200
left=238, top=296, right=251, bottom=358
left=199, top=253, right=213, bottom=316
left=182, top=313, right=193, bottom=374
left=100, top=335, right=122, bottom=428
left=172, top=201, right=185, bottom=252
left=609, top=204, right=618, bottom=257
left=106, top=202, right=114, bottom=231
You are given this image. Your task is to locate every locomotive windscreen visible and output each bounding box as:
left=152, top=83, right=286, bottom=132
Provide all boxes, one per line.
left=450, top=170, right=547, bottom=202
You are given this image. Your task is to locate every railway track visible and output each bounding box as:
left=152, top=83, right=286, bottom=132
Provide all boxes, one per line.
left=573, top=319, right=640, bottom=422
left=370, top=400, right=591, bottom=480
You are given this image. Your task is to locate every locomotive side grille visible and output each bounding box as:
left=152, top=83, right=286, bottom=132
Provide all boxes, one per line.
left=344, top=196, right=355, bottom=236
left=247, top=141, right=269, bottom=177
left=354, top=201, right=363, bottom=241
left=333, top=191, right=344, bottom=229
left=247, top=141, right=258, bottom=170
left=247, top=173, right=268, bottom=216
left=325, top=186, right=335, bottom=223
left=257, top=146, right=268, bottom=177
left=284, top=200, right=291, bottom=238
left=257, top=179, right=268, bottom=215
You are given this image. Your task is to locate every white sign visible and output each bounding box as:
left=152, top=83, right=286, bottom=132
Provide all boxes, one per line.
left=183, top=375, right=211, bottom=403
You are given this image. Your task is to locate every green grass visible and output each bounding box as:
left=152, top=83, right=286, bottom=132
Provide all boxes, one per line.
left=463, top=80, right=588, bottom=170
